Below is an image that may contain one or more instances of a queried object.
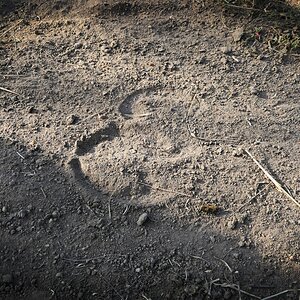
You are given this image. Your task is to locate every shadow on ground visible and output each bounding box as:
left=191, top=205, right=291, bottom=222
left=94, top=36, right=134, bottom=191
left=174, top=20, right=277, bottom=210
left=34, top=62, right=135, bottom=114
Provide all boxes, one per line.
left=0, top=138, right=299, bottom=299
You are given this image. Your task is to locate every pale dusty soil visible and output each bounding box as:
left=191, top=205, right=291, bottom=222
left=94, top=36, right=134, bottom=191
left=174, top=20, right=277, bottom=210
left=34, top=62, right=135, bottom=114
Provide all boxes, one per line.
left=0, top=1, right=300, bottom=299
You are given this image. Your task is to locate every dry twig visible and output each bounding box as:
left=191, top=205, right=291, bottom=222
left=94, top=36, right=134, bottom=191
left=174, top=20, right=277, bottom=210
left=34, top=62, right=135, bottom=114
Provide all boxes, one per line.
left=261, top=289, right=300, bottom=300
left=0, top=86, right=20, bottom=96
left=244, top=149, right=300, bottom=209
left=40, top=187, right=47, bottom=198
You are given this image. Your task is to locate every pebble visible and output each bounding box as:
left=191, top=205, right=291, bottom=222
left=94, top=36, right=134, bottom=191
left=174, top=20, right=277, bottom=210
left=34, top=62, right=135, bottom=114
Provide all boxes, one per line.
left=66, top=114, right=78, bottom=125
left=55, top=272, right=62, bottom=278
left=232, top=26, right=244, bottom=42
left=73, top=42, right=83, bottom=49
left=137, top=213, right=148, bottom=226
left=232, top=147, right=244, bottom=157
left=220, top=46, right=232, bottom=54
left=2, top=206, right=7, bottom=213
left=17, top=210, right=26, bottom=219
left=238, top=240, right=246, bottom=247
left=249, top=86, right=259, bottom=95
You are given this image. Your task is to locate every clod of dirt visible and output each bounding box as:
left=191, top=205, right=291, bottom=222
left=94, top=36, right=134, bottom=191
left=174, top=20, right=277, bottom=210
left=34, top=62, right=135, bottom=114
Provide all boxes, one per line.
left=137, top=213, right=148, bottom=226
left=232, top=27, right=244, bottom=42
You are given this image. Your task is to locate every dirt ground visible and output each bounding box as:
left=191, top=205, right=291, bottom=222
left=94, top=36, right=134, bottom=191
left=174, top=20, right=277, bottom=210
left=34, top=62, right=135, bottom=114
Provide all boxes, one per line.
left=0, top=0, right=300, bottom=299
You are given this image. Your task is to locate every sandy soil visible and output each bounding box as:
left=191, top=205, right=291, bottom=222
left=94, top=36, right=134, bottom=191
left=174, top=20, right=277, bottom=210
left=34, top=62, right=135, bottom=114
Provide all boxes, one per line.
left=0, top=1, right=300, bottom=299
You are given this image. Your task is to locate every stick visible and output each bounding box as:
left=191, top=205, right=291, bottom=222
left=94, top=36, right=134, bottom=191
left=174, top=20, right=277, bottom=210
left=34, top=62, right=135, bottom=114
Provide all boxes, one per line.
left=0, top=74, right=28, bottom=77
left=214, top=283, right=261, bottom=299
left=262, top=289, right=300, bottom=300
left=40, top=187, right=47, bottom=198
left=138, top=182, right=192, bottom=197
left=0, top=86, right=20, bottom=95
left=190, top=255, right=210, bottom=265
left=16, top=151, right=25, bottom=159
left=244, top=149, right=300, bottom=209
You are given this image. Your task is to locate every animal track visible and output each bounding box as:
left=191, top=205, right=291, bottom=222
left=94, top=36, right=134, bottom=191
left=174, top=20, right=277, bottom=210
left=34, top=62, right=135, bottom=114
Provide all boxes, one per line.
left=74, top=121, right=119, bottom=156
left=118, top=86, right=159, bottom=118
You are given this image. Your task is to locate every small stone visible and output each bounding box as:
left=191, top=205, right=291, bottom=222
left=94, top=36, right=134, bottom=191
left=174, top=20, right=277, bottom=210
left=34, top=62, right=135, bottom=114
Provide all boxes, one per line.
left=66, top=114, right=78, bottom=125
left=135, top=267, right=141, bottom=273
left=232, top=147, right=244, bottom=157
left=249, top=86, right=259, bottom=95
left=238, top=240, right=246, bottom=248
left=232, top=27, right=244, bottom=42
left=74, top=42, right=83, bottom=49
left=220, top=46, right=232, bottom=54
left=17, top=210, right=26, bottom=219
left=55, top=272, right=62, bottom=278
left=28, top=106, right=38, bottom=114
left=137, top=213, right=148, bottom=226
left=196, top=56, right=206, bottom=64
left=220, top=57, right=228, bottom=64
left=2, top=206, right=7, bottom=213
left=2, top=274, right=13, bottom=283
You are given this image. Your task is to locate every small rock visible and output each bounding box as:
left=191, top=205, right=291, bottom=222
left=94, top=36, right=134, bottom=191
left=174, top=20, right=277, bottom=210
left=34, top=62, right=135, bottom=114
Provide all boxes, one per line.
left=220, top=57, right=227, bottom=64
left=238, top=240, right=246, bottom=248
left=55, top=272, right=62, bottom=278
left=74, top=42, right=83, bottom=49
left=66, top=114, right=78, bottom=125
left=196, top=56, right=206, bottom=64
left=232, top=147, right=244, bottom=157
left=2, top=206, right=7, bottom=213
left=232, top=27, right=244, bottom=42
left=135, top=267, right=141, bottom=273
left=249, top=86, right=259, bottom=95
left=28, top=106, right=38, bottom=114
left=52, top=211, right=59, bottom=218
left=220, top=46, right=232, bottom=54
left=137, top=213, right=148, bottom=226
left=17, top=210, right=26, bottom=219
left=2, top=274, right=13, bottom=283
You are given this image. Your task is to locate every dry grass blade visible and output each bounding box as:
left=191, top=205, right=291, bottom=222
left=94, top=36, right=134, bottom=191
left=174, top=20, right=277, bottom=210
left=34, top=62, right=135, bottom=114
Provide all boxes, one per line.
left=214, top=282, right=261, bottom=299
left=261, top=289, right=300, bottom=300
left=244, top=149, right=300, bottom=209
left=0, top=86, right=20, bottom=95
